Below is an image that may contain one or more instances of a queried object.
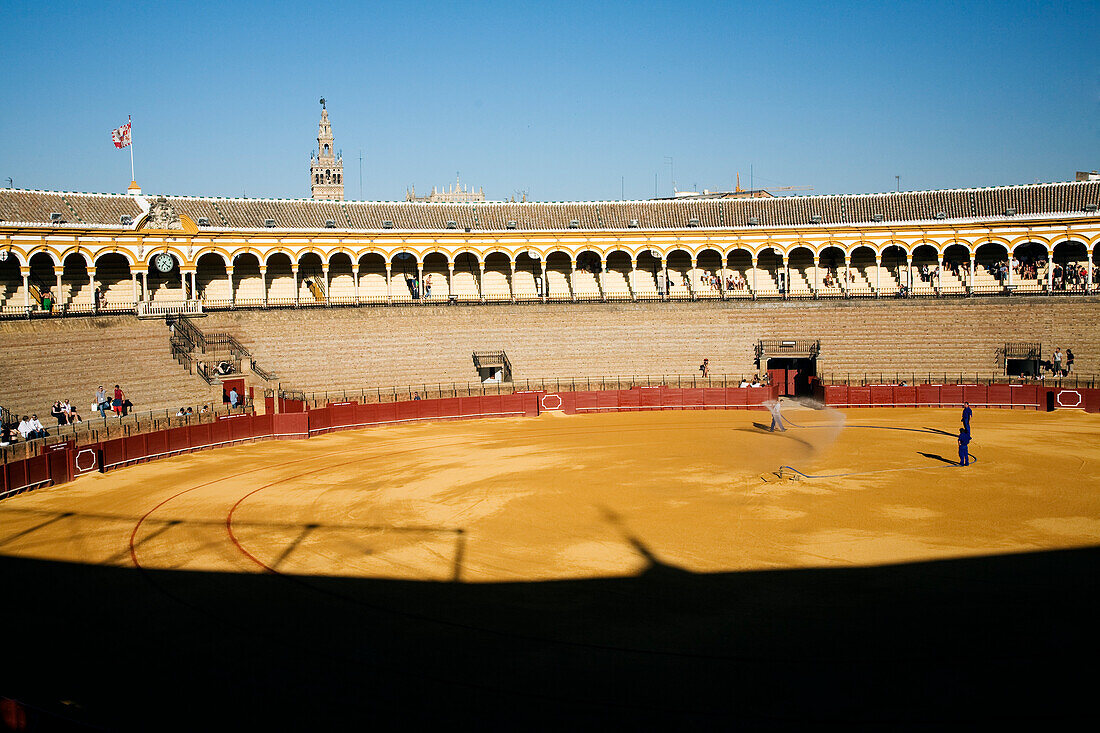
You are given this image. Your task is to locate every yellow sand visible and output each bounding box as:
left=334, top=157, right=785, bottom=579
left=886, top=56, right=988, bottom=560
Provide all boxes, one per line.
left=2, top=407, right=1098, bottom=581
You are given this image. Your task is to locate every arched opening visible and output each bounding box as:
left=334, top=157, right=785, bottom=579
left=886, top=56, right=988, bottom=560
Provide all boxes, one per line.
left=146, top=252, right=184, bottom=303
left=0, top=253, right=21, bottom=312
left=911, top=244, right=940, bottom=294
left=879, top=244, right=908, bottom=295
left=974, top=242, right=1009, bottom=291
left=422, top=252, right=450, bottom=301
left=452, top=252, right=481, bottom=301
left=265, top=252, right=295, bottom=305
left=724, top=249, right=752, bottom=297
left=327, top=252, right=354, bottom=304
left=848, top=245, right=876, bottom=296
left=1052, top=241, right=1089, bottom=292
left=571, top=249, right=601, bottom=299
left=60, top=253, right=91, bottom=310
left=298, top=252, right=326, bottom=304
left=387, top=252, right=420, bottom=302
left=603, top=250, right=633, bottom=300
left=545, top=251, right=572, bottom=300
left=28, top=252, right=58, bottom=312
left=232, top=252, right=263, bottom=305
left=357, top=253, right=388, bottom=302
left=754, top=247, right=783, bottom=296
left=941, top=243, right=971, bottom=292
left=512, top=251, right=540, bottom=300
left=787, top=246, right=814, bottom=296
left=1010, top=242, right=1047, bottom=293
left=665, top=249, right=692, bottom=298
left=196, top=253, right=230, bottom=304
left=816, top=246, right=845, bottom=295
left=483, top=252, right=512, bottom=301
left=634, top=250, right=661, bottom=299
left=693, top=248, right=723, bottom=299
left=95, top=253, right=134, bottom=308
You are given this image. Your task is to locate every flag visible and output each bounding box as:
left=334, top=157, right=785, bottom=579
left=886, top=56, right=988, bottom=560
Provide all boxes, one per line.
left=111, top=120, right=132, bottom=149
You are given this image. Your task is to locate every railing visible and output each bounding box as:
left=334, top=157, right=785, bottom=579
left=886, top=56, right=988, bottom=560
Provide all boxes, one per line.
left=250, top=359, right=276, bottom=381
left=0, top=401, right=255, bottom=461
left=2, top=280, right=1099, bottom=320
left=818, top=372, right=1097, bottom=388
left=277, top=372, right=777, bottom=408
left=137, top=300, right=203, bottom=318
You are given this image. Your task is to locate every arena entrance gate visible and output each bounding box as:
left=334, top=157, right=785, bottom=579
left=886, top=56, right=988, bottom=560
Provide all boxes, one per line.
left=756, top=339, right=820, bottom=397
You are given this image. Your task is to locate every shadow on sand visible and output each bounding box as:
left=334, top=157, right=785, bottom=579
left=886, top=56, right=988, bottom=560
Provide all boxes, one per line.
left=3, top=541, right=1098, bottom=729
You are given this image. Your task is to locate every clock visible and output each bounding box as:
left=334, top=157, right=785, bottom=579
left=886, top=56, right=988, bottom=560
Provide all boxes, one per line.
left=154, top=253, right=175, bottom=272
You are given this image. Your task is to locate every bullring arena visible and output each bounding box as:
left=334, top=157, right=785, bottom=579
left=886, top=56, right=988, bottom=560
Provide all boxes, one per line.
left=2, top=176, right=1100, bottom=728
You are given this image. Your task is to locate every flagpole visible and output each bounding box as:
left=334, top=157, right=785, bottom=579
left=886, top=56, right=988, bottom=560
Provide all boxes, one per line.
left=128, top=115, right=135, bottom=182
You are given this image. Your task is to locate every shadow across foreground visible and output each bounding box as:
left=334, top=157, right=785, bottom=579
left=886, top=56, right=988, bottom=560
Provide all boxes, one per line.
left=3, top=543, right=1098, bottom=729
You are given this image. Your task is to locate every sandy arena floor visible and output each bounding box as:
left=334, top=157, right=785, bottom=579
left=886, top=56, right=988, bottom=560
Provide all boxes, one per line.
left=3, top=406, right=1099, bottom=578
left=3, top=405, right=1099, bottom=728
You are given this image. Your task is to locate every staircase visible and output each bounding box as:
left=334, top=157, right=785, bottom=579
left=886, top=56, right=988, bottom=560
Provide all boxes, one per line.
left=169, top=316, right=278, bottom=387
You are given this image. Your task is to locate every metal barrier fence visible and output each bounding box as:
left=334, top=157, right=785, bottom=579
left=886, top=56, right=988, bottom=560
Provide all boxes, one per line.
left=819, top=373, right=1097, bottom=388
left=3, top=283, right=1099, bottom=319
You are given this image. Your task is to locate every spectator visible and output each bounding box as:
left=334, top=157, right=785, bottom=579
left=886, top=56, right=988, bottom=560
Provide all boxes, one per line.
left=70, top=411, right=82, bottom=424
left=699, top=358, right=710, bottom=378
left=176, top=407, right=187, bottom=417
left=739, top=378, right=750, bottom=388
left=61, top=399, right=73, bottom=421
left=20, top=415, right=48, bottom=440
left=424, top=274, right=432, bottom=299
left=95, top=385, right=108, bottom=417
left=93, top=286, right=102, bottom=313
left=51, top=401, right=66, bottom=426
left=200, top=404, right=210, bottom=414
left=1052, top=348, right=1063, bottom=376
left=113, top=384, right=125, bottom=414
left=1066, top=349, right=1075, bottom=373
left=186, top=407, right=194, bottom=415
left=229, top=388, right=240, bottom=409
left=42, top=289, right=53, bottom=312
left=1, top=422, right=18, bottom=446
left=413, top=392, right=421, bottom=400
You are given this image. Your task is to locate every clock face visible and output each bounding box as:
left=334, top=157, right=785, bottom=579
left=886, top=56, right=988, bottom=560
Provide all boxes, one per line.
left=154, top=253, right=175, bottom=272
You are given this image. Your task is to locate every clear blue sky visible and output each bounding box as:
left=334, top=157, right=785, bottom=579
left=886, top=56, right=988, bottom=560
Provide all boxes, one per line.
left=2, top=0, right=1097, bottom=201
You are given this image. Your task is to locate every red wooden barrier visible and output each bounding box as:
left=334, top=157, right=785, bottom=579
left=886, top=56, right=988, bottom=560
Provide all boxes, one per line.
left=682, top=389, right=704, bottom=409
left=272, top=412, right=309, bottom=439
left=1011, top=385, right=1039, bottom=408
left=895, top=386, right=916, bottom=406
left=619, top=390, right=641, bottom=410
left=962, top=385, right=987, bottom=406
left=870, top=386, right=895, bottom=406
left=823, top=385, right=848, bottom=406
left=986, top=384, right=1012, bottom=407
left=848, top=387, right=871, bottom=406
left=940, top=385, right=964, bottom=406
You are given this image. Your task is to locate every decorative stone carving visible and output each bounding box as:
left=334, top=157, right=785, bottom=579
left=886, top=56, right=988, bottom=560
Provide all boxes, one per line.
left=145, top=196, right=183, bottom=230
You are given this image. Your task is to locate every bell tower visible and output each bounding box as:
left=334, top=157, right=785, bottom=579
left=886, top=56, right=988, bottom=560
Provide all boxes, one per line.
left=310, top=98, right=344, bottom=200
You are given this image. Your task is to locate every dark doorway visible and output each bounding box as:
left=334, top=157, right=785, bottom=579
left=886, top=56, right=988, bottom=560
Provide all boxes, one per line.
left=766, top=357, right=816, bottom=396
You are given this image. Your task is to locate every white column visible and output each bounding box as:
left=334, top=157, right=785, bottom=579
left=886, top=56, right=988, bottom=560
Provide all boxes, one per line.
left=259, top=266, right=268, bottom=306
left=875, top=255, right=881, bottom=295
left=55, top=270, right=63, bottom=308
left=476, top=262, right=484, bottom=300
left=631, top=258, right=638, bottom=301
left=293, top=265, right=300, bottom=305
left=21, top=268, right=30, bottom=310
left=907, top=256, right=914, bottom=294
left=569, top=260, right=576, bottom=302
left=87, top=267, right=97, bottom=310
left=132, top=270, right=139, bottom=304
left=750, top=257, right=757, bottom=295
left=179, top=266, right=186, bottom=299
left=448, top=266, right=455, bottom=301
left=353, top=265, right=360, bottom=303
left=842, top=256, right=849, bottom=296
left=226, top=266, right=235, bottom=305
left=509, top=262, right=516, bottom=302
left=321, top=264, right=329, bottom=304
left=1046, top=249, right=1053, bottom=291
left=1007, top=250, right=1015, bottom=287
left=385, top=264, right=392, bottom=302
left=416, top=264, right=422, bottom=300
left=190, top=271, right=197, bottom=302
left=1087, top=251, right=1093, bottom=294
left=969, top=253, right=976, bottom=290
